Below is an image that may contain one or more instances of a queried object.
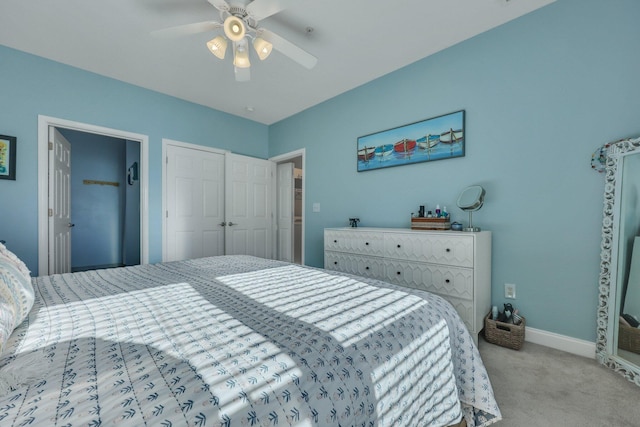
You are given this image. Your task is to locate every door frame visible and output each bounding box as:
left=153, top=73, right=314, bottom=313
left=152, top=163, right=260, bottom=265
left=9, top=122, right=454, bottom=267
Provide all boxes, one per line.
left=37, top=115, right=150, bottom=275
left=161, top=138, right=228, bottom=261
left=270, top=149, right=305, bottom=265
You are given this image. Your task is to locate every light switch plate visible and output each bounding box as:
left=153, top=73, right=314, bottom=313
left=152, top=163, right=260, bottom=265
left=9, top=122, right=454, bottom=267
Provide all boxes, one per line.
left=505, top=283, right=516, bottom=299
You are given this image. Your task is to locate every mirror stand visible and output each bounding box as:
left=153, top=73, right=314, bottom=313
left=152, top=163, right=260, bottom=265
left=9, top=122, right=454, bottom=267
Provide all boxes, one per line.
left=464, top=211, right=480, bottom=232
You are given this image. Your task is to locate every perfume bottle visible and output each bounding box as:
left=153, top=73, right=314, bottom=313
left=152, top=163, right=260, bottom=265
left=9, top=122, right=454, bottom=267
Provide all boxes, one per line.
left=435, top=204, right=441, bottom=217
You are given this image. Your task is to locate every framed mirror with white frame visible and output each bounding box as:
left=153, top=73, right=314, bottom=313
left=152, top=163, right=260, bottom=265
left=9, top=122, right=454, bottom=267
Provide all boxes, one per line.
left=597, top=135, right=640, bottom=386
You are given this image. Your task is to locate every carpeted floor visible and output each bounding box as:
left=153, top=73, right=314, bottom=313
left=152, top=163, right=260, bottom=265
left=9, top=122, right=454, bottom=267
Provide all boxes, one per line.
left=478, top=336, right=640, bottom=426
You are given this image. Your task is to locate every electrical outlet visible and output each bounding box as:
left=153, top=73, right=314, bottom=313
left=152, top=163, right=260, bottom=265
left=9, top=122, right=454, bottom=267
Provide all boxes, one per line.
left=505, top=283, right=516, bottom=299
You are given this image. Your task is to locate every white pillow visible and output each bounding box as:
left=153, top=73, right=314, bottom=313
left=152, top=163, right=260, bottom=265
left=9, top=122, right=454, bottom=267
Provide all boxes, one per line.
left=0, top=243, right=34, bottom=354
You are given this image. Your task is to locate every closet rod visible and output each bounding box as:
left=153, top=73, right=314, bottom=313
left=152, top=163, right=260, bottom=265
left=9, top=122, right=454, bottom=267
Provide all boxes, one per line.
left=83, top=179, right=119, bottom=187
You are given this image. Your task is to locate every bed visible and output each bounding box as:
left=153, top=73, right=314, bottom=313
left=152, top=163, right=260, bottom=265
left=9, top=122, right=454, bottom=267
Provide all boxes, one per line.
left=0, top=245, right=501, bottom=426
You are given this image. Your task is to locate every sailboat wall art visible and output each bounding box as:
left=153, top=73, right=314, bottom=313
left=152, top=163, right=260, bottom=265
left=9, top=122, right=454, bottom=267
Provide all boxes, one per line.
left=357, top=110, right=465, bottom=172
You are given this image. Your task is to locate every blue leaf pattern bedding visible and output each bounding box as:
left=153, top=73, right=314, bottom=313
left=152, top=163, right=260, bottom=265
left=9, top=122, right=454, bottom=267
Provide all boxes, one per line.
left=0, top=255, right=500, bottom=426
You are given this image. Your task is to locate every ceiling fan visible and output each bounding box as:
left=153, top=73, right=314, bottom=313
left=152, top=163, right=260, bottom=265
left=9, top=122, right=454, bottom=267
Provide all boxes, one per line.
left=153, top=0, right=317, bottom=82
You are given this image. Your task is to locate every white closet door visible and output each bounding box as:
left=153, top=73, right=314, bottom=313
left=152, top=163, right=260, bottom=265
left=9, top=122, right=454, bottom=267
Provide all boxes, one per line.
left=165, top=144, right=225, bottom=261
left=49, top=127, right=72, bottom=274
left=225, top=153, right=273, bottom=258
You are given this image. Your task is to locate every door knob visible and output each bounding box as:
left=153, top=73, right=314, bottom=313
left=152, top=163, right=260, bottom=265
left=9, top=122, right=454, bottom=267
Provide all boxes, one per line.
left=228, top=222, right=236, bottom=226
left=68, top=223, right=75, bottom=228
left=219, top=222, right=227, bottom=226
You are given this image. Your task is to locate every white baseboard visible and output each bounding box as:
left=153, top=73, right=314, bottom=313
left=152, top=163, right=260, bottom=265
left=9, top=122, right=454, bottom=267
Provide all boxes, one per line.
left=525, top=327, right=596, bottom=359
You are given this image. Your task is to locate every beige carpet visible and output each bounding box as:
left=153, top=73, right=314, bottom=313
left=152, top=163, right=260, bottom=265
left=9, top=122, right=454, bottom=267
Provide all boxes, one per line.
left=478, top=336, right=640, bottom=426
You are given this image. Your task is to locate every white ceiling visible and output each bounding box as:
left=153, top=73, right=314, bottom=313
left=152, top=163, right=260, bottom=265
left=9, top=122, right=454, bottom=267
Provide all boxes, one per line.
left=0, top=0, right=554, bottom=125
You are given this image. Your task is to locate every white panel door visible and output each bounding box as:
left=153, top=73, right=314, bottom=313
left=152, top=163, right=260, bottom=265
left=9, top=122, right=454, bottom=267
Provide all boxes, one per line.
left=225, top=153, right=273, bottom=258
left=276, top=162, right=294, bottom=262
left=166, top=144, right=225, bottom=261
left=49, top=127, right=72, bottom=274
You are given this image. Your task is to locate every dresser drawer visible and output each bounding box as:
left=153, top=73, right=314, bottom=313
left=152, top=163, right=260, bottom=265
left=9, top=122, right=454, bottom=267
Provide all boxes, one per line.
left=383, top=233, right=474, bottom=267
left=381, top=259, right=473, bottom=300
left=324, top=229, right=385, bottom=257
left=324, top=251, right=383, bottom=279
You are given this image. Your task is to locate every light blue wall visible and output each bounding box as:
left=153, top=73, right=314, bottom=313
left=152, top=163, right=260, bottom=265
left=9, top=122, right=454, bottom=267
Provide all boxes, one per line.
left=269, top=0, right=640, bottom=342
left=0, top=45, right=269, bottom=274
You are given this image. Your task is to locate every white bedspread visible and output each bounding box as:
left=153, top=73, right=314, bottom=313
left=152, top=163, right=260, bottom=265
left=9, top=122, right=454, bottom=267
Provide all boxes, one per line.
left=0, top=255, right=500, bottom=426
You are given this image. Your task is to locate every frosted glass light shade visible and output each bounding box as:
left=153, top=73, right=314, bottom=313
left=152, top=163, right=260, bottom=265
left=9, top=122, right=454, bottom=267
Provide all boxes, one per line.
left=206, top=36, right=227, bottom=59
left=233, top=45, right=250, bottom=68
left=253, top=37, right=272, bottom=60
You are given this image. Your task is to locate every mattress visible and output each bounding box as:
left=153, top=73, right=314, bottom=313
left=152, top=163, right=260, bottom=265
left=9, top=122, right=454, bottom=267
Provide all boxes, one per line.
left=0, top=255, right=500, bottom=426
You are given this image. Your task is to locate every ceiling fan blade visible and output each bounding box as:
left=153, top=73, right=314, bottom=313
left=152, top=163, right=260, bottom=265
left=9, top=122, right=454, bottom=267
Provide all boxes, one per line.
left=246, top=0, right=293, bottom=21
left=151, top=21, right=222, bottom=38
left=207, top=0, right=230, bottom=13
left=234, top=66, right=251, bottom=82
left=259, top=29, right=317, bottom=69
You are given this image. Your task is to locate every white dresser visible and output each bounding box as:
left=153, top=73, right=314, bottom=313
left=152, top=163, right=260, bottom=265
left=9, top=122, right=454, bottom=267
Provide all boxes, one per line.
left=324, top=227, right=491, bottom=342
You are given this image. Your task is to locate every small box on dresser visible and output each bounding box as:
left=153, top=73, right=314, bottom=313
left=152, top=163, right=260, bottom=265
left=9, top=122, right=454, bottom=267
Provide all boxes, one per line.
left=324, top=227, right=491, bottom=344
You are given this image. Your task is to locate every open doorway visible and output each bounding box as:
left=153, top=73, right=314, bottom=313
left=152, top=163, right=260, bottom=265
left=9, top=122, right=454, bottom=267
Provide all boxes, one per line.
left=271, top=149, right=304, bottom=265
left=57, top=128, right=140, bottom=272
left=37, top=115, right=149, bottom=276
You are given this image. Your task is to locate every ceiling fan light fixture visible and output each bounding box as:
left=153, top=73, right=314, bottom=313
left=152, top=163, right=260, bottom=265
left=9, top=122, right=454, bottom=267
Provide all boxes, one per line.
left=206, top=36, right=228, bottom=59
left=253, top=37, right=272, bottom=60
left=224, top=15, right=245, bottom=41
left=233, top=45, right=251, bottom=68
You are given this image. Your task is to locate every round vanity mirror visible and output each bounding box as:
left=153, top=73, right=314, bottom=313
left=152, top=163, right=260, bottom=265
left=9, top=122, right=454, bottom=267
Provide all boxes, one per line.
left=457, top=185, right=485, bottom=232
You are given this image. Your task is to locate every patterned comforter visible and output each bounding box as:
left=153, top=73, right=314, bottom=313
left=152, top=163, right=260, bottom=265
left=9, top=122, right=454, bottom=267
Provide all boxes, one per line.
left=0, top=255, right=500, bottom=426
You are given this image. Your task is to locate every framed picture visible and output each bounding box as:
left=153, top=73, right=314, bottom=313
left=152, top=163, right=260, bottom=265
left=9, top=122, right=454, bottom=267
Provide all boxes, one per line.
left=0, top=135, right=16, bottom=180
left=357, top=110, right=465, bottom=172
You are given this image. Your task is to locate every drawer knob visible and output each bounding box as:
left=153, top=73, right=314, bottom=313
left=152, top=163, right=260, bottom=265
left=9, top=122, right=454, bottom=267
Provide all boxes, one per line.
left=445, top=279, right=450, bottom=283
left=366, top=266, right=370, bottom=270
left=397, top=271, right=401, bottom=275
left=365, top=242, right=369, bottom=245
left=334, top=261, right=338, bottom=265
left=446, top=248, right=451, bottom=252
left=397, top=244, right=401, bottom=248
left=334, top=240, right=337, bottom=243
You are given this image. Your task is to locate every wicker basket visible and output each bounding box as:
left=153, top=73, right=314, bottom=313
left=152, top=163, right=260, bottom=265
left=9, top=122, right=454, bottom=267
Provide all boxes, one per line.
left=484, top=312, right=525, bottom=350
left=619, top=322, right=640, bottom=354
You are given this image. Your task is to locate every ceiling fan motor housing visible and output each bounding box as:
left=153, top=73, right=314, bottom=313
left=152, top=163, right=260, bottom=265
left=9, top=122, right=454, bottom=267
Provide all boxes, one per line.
left=229, top=5, right=259, bottom=29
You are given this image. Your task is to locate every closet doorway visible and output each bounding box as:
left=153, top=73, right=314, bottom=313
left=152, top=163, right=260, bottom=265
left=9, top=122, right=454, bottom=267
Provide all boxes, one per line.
left=37, top=116, right=149, bottom=276
left=57, top=128, right=140, bottom=272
